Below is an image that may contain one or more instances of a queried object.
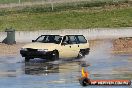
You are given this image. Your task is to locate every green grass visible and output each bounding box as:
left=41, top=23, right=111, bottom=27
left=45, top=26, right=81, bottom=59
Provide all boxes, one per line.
left=0, top=0, right=45, bottom=4
left=15, top=0, right=129, bottom=13
left=0, top=0, right=128, bottom=4
left=0, top=0, right=18, bottom=4
left=0, top=0, right=131, bottom=31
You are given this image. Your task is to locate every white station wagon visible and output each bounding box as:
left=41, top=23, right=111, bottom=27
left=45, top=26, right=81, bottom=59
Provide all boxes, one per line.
left=20, top=35, right=90, bottom=62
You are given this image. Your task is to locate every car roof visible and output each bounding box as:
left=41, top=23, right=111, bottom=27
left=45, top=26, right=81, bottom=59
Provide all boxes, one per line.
left=41, top=34, right=84, bottom=36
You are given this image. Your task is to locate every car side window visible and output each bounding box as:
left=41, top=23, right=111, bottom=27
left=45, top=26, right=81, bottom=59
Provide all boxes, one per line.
left=68, top=35, right=77, bottom=44
left=76, top=35, right=87, bottom=43
left=54, top=36, right=62, bottom=44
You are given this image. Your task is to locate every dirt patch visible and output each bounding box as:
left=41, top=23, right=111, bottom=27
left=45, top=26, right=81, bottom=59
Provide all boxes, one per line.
left=0, top=43, right=26, bottom=56
left=113, top=37, right=132, bottom=54
left=89, top=39, right=104, bottom=48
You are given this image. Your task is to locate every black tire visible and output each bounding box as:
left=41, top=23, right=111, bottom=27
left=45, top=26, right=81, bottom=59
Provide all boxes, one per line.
left=79, top=77, right=91, bottom=86
left=77, top=50, right=85, bottom=59
left=51, top=50, right=59, bottom=61
left=85, top=48, right=90, bottom=55
left=25, top=57, right=30, bottom=62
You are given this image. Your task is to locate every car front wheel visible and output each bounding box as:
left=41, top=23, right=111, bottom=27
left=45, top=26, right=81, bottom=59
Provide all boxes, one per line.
left=51, top=50, right=59, bottom=61
left=25, top=57, right=34, bottom=62
left=25, top=57, right=30, bottom=62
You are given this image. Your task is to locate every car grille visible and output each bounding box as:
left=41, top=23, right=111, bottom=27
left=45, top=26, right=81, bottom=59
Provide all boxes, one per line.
left=27, top=48, right=37, bottom=52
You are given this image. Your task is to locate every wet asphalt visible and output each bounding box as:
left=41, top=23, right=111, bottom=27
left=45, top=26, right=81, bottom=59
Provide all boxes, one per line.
left=0, top=40, right=131, bottom=88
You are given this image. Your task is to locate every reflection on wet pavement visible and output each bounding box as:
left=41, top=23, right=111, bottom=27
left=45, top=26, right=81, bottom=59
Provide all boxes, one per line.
left=25, top=62, right=59, bottom=75
left=0, top=40, right=131, bottom=88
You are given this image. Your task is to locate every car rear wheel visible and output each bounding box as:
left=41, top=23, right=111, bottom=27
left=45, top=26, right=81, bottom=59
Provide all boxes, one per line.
left=77, top=50, right=85, bottom=59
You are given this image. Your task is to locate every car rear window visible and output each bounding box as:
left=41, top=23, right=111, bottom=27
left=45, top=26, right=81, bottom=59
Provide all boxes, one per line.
left=76, top=35, right=87, bottom=43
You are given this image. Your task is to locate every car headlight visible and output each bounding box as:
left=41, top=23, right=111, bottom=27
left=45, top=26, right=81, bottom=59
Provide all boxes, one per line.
left=38, top=49, right=48, bottom=52
left=21, top=48, right=27, bottom=51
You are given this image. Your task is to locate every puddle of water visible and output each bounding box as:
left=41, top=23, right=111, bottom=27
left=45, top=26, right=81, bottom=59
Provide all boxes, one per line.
left=0, top=40, right=131, bottom=88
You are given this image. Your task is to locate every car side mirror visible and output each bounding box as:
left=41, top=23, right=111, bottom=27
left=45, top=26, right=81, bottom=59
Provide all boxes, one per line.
left=32, top=40, right=35, bottom=42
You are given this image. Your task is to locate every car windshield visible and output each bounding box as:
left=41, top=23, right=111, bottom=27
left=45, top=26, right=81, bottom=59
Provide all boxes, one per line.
left=35, top=35, right=62, bottom=44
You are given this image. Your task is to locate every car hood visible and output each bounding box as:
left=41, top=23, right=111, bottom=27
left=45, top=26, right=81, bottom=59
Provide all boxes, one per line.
left=22, top=43, right=59, bottom=50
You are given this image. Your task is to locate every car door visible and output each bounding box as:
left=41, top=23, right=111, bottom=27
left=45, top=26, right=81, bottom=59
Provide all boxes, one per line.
left=67, top=35, right=79, bottom=57
left=59, top=36, right=78, bottom=59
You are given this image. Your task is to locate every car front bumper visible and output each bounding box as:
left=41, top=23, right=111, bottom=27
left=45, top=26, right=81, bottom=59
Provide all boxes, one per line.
left=20, top=50, right=52, bottom=59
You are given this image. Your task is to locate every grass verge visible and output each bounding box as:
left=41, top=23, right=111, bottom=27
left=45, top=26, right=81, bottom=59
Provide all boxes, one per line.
left=0, top=0, right=131, bottom=31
